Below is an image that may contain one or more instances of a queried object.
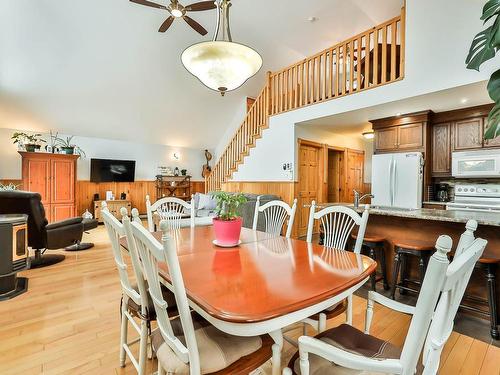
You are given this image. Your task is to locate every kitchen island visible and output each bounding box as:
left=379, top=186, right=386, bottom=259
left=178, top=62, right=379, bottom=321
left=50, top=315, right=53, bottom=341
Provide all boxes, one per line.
left=314, top=203, right=500, bottom=339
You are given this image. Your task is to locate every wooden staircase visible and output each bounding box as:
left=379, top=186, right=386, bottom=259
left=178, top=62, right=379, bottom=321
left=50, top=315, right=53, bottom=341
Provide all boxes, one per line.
left=206, top=9, right=405, bottom=192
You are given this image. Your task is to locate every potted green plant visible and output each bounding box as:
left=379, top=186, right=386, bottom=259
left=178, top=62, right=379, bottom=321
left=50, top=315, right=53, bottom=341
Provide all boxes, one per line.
left=54, top=135, right=86, bottom=156
left=212, top=192, right=248, bottom=247
left=466, top=0, right=500, bottom=140
left=11, top=132, right=46, bottom=152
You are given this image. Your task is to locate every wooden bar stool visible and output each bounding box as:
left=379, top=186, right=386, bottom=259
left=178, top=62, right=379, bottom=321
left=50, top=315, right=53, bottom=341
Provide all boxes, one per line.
left=391, top=238, right=435, bottom=300
left=460, top=258, right=499, bottom=340
left=351, top=232, right=389, bottom=291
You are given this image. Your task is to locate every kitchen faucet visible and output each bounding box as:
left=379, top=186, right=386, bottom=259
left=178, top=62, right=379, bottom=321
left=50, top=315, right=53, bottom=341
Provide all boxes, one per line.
left=353, top=190, right=374, bottom=209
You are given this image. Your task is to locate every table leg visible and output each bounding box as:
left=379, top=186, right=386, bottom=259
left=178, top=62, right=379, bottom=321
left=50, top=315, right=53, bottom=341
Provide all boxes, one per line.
left=269, top=330, right=284, bottom=375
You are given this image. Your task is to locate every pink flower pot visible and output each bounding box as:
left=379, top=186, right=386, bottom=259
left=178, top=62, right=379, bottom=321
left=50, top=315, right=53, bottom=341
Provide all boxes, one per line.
left=213, top=217, right=242, bottom=246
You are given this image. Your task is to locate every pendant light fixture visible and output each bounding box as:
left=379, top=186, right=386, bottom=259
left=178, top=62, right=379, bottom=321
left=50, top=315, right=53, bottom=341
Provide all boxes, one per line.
left=181, top=0, right=263, bottom=96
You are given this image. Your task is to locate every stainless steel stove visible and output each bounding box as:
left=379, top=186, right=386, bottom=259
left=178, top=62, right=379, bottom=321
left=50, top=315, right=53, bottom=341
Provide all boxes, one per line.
left=447, top=183, right=500, bottom=213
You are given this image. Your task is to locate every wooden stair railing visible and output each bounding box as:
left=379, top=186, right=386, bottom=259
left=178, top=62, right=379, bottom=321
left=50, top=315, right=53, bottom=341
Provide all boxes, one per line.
left=206, top=9, right=404, bottom=192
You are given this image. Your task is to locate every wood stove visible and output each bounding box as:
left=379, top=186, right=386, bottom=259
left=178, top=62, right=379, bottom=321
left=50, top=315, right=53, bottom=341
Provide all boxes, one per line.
left=0, top=214, right=28, bottom=300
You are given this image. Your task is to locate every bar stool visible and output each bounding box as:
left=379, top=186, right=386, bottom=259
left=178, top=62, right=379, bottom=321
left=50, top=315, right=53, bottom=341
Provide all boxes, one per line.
left=460, top=258, right=499, bottom=340
left=351, top=233, right=389, bottom=291
left=391, top=238, right=435, bottom=300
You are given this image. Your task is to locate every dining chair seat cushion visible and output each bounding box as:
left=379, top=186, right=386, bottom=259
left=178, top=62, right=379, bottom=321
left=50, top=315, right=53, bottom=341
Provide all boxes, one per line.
left=290, top=324, right=417, bottom=375
left=152, top=313, right=263, bottom=374
left=124, top=283, right=177, bottom=319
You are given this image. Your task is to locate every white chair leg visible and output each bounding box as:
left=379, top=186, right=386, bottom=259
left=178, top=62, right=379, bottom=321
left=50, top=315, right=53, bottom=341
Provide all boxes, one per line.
left=269, top=330, right=284, bottom=375
left=318, top=312, right=327, bottom=333
left=138, top=320, right=148, bottom=375
left=158, top=361, right=165, bottom=375
left=282, top=368, right=293, bottom=375
left=299, top=349, right=310, bottom=375
left=346, top=294, right=353, bottom=325
left=365, top=298, right=374, bottom=334
left=119, top=302, right=128, bottom=367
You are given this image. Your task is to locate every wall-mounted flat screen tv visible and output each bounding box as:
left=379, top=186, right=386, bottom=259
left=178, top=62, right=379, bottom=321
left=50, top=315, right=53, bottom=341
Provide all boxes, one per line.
left=90, top=158, right=136, bottom=182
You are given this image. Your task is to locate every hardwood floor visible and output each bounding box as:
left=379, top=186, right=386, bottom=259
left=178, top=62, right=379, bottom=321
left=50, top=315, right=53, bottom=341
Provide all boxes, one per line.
left=0, top=226, right=498, bottom=374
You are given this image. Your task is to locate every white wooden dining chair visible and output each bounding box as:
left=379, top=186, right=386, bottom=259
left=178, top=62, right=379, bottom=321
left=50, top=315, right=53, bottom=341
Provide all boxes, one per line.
left=101, top=203, right=151, bottom=375
left=146, top=195, right=195, bottom=232
left=304, top=201, right=370, bottom=331
left=253, top=197, right=298, bottom=238
left=129, top=219, right=273, bottom=375
left=284, top=220, right=487, bottom=375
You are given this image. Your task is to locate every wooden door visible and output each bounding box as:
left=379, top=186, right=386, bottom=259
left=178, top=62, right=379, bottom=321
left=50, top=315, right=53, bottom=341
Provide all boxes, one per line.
left=344, top=150, right=364, bottom=203
left=327, top=150, right=343, bottom=203
left=51, top=158, right=75, bottom=220
left=375, top=128, right=398, bottom=152
left=298, top=144, right=320, bottom=237
left=23, top=158, right=51, bottom=204
left=432, top=123, right=451, bottom=176
left=52, top=204, right=75, bottom=222
left=484, top=116, right=500, bottom=148
left=398, top=123, right=424, bottom=150
left=453, top=118, right=483, bottom=150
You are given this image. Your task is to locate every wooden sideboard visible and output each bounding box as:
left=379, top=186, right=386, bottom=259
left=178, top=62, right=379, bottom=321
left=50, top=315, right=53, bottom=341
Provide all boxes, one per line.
left=19, top=152, right=78, bottom=222
left=93, top=200, right=131, bottom=223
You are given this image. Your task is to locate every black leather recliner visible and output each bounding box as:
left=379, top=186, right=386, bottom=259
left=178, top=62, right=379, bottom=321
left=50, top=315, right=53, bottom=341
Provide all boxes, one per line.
left=0, top=191, right=98, bottom=268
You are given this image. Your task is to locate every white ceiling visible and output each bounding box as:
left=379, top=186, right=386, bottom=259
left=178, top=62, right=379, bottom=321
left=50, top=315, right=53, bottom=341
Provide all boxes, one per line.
left=299, top=81, right=493, bottom=136
left=0, top=0, right=403, bottom=149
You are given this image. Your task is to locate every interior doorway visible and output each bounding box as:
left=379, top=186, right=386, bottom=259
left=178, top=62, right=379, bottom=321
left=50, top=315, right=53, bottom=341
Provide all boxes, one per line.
left=326, top=148, right=365, bottom=204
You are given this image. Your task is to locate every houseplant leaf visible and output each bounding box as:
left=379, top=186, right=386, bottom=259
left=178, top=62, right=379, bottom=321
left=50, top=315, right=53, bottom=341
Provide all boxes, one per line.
left=488, top=68, right=500, bottom=101
left=481, top=0, right=500, bottom=23
left=466, top=26, right=496, bottom=70
left=485, top=103, right=500, bottom=139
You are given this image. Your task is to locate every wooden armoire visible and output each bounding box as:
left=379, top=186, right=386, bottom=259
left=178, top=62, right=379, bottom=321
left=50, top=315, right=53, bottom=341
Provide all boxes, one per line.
left=19, top=152, right=78, bottom=222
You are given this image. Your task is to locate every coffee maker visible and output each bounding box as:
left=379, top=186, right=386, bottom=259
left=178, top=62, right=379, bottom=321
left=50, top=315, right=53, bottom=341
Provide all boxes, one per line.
left=435, top=183, right=450, bottom=202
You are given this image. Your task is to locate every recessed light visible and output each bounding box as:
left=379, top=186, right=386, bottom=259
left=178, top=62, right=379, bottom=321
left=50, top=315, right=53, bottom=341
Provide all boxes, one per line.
left=461, top=98, right=468, bottom=104
left=396, top=112, right=402, bottom=116
left=307, top=16, right=319, bottom=22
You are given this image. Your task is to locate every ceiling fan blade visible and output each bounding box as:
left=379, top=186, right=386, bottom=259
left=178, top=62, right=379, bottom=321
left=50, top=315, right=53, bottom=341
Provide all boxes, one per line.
left=185, top=1, right=217, bottom=11
left=129, top=0, right=167, bottom=10
left=158, top=16, right=175, bottom=32
left=183, top=16, right=208, bottom=35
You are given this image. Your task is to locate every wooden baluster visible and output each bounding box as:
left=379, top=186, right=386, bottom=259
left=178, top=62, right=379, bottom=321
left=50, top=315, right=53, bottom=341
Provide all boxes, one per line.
left=349, top=39, right=354, bottom=94
left=342, top=44, right=347, bottom=95
left=364, top=32, right=370, bottom=89
left=299, top=62, right=304, bottom=106
left=391, top=21, right=397, bottom=82
left=316, top=56, right=320, bottom=102
left=328, top=49, right=333, bottom=99
left=400, top=9, right=405, bottom=79
left=373, top=28, right=379, bottom=86
left=322, top=51, right=327, bottom=100
left=334, top=46, right=339, bottom=97
left=305, top=60, right=310, bottom=105
left=284, top=69, right=288, bottom=111
left=381, top=25, right=387, bottom=84
left=356, top=36, right=362, bottom=91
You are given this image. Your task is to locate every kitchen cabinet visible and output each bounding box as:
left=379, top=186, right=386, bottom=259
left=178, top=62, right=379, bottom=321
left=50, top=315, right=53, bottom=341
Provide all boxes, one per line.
left=374, top=127, right=398, bottom=151
left=484, top=117, right=500, bottom=148
left=431, top=123, right=451, bottom=176
left=453, top=118, right=483, bottom=150
left=373, top=122, right=425, bottom=153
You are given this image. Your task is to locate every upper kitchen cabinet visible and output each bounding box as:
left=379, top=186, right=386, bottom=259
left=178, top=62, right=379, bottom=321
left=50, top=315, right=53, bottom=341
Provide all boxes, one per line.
left=431, top=122, right=451, bottom=176
left=453, top=118, right=483, bottom=150
left=484, top=117, right=500, bottom=148
left=371, top=111, right=431, bottom=154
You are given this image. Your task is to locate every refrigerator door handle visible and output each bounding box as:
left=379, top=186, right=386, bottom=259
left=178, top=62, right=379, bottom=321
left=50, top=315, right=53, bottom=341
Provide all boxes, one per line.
left=393, top=159, right=398, bottom=206
left=389, top=158, right=394, bottom=206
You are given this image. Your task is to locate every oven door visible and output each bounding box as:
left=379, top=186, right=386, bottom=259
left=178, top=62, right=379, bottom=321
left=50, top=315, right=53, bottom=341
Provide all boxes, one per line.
left=452, top=151, right=500, bottom=178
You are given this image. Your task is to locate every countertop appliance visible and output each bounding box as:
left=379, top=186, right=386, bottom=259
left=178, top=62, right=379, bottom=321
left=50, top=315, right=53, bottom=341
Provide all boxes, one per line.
left=435, top=183, right=450, bottom=202
left=371, top=152, right=423, bottom=209
left=447, top=183, right=500, bottom=213
left=452, top=149, right=500, bottom=178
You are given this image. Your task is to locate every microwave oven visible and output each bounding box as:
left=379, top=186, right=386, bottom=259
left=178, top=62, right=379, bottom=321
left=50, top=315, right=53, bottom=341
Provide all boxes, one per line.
left=452, top=150, right=500, bottom=178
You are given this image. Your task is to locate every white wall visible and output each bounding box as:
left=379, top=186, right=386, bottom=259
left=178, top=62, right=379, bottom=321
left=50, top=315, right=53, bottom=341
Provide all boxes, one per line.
left=231, top=0, right=499, bottom=182
left=0, top=128, right=208, bottom=181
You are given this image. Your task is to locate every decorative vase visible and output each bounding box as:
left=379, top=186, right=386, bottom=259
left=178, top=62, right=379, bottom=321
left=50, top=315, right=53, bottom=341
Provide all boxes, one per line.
left=213, top=217, right=242, bottom=246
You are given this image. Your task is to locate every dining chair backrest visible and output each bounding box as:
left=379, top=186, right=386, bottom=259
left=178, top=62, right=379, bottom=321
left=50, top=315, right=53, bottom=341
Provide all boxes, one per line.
left=102, top=203, right=149, bottom=314
left=252, top=197, right=298, bottom=238
left=420, top=221, right=486, bottom=374
left=306, top=202, right=370, bottom=253
left=130, top=207, right=143, bottom=225
left=146, top=195, right=195, bottom=232
left=130, top=219, right=200, bottom=372
left=396, top=221, right=487, bottom=375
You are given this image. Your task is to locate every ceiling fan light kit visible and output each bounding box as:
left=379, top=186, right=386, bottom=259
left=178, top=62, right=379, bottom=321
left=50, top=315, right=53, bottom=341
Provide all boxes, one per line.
left=181, top=0, right=262, bottom=96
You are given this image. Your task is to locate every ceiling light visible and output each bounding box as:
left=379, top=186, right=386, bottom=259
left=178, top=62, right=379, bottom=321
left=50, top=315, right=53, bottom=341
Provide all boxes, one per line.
left=171, top=8, right=183, bottom=17
left=307, top=16, right=319, bottom=22
left=181, top=0, right=262, bottom=96
left=362, top=131, right=375, bottom=140
left=396, top=112, right=402, bottom=116
left=461, top=98, right=468, bottom=104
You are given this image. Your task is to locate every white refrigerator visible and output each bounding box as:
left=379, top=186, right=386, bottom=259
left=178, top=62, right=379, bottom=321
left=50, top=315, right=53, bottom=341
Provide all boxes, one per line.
left=371, top=152, right=423, bottom=209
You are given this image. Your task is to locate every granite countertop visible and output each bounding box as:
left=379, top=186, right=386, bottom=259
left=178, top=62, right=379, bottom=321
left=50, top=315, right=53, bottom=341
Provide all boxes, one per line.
left=311, top=203, right=500, bottom=227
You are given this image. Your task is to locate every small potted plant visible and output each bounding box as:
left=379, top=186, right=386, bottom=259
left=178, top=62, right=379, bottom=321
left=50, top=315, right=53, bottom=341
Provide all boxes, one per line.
left=212, top=192, right=247, bottom=247
left=11, top=132, right=46, bottom=152
left=54, top=135, right=86, bottom=156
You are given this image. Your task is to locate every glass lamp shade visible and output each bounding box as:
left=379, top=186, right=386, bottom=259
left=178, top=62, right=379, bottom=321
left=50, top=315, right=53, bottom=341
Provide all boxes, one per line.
left=181, top=41, right=263, bottom=95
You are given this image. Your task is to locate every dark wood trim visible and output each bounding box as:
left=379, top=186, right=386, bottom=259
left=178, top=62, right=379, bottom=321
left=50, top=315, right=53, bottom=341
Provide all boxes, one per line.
left=370, top=110, right=433, bottom=129
left=433, top=103, right=494, bottom=124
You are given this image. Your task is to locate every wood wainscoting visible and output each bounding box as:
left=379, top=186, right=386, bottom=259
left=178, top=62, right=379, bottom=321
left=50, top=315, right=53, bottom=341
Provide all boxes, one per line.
left=220, top=181, right=295, bottom=206
left=76, top=180, right=205, bottom=215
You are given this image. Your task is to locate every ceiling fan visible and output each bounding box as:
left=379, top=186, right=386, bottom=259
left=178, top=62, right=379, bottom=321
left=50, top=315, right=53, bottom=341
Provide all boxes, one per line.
left=130, top=0, right=216, bottom=35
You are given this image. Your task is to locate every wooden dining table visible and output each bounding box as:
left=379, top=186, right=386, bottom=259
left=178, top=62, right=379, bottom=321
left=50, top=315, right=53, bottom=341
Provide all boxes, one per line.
left=120, top=226, right=376, bottom=375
